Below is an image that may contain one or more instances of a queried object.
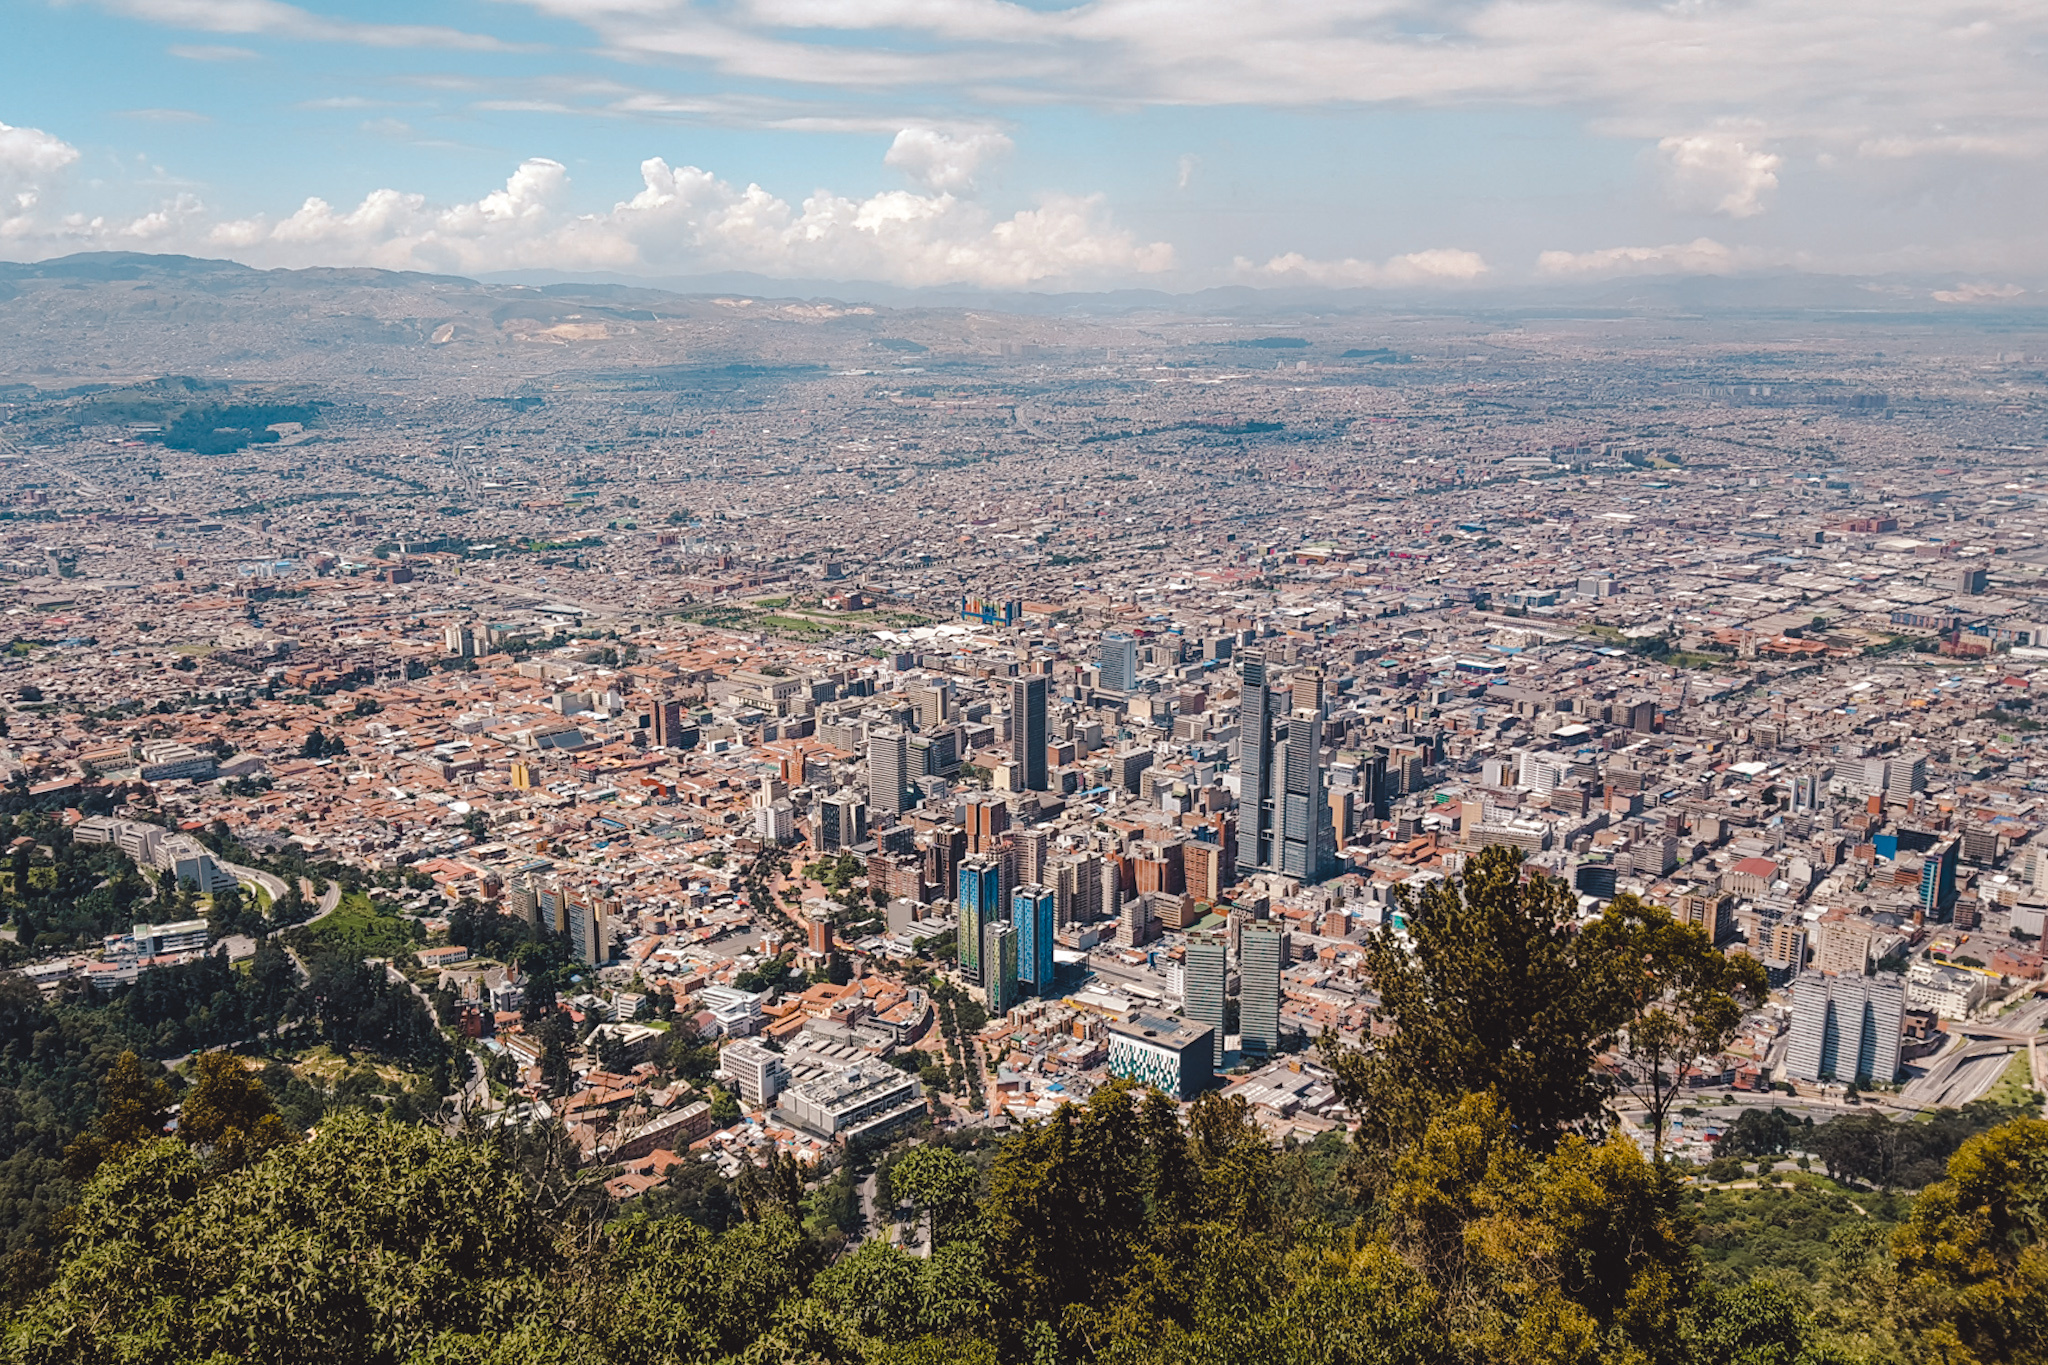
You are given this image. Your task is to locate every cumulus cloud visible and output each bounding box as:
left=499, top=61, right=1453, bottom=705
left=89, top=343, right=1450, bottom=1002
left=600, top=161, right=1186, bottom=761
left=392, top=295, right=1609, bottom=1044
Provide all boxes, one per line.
left=0, top=122, right=82, bottom=228
left=883, top=127, right=1011, bottom=192
left=1535, top=238, right=1737, bottom=278
left=1930, top=281, right=2025, bottom=303
left=1658, top=133, right=1781, bottom=217
left=1238, top=248, right=1490, bottom=288
left=0, top=123, right=82, bottom=182
left=156, top=154, right=1167, bottom=286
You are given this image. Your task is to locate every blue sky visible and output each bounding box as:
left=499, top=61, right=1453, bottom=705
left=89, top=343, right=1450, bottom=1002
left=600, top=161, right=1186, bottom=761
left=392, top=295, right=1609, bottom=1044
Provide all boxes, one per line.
left=3, top=0, right=2045, bottom=292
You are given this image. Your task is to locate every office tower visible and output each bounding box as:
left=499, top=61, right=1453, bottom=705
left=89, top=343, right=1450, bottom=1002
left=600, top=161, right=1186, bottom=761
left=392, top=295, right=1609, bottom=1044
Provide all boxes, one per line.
left=537, top=884, right=565, bottom=935
left=1099, top=632, right=1137, bottom=692
left=1100, top=858, right=1124, bottom=921
left=1289, top=668, right=1325, bottom=714
left=1182, top=839, right=1230, bottom=904
left=1276, top=708, right=1335, bottom=883
left=1817, top=921, right=1872, bottom=977
left=651, top=697, right=691, bottom=750
left=567, top=892, right=605, bottom=966
left=444, top=623, right=477, bottom=657
left=1240, top=921, right=1289, bottom=1059
left=982, top=920, right=1018, bottom=1014
left=817, top=791, right=867, bottom=852
left=1010, top=673, right=1049, bottom=791
left=965, top=794, right=1011, bottom=854
left=1785, top=972, right=1906, bottom=1083
left=1014, top=884, right=1057, bottom=996
left=1889, top=753, right=1928, bottom=802
left=924, top=825, right=968, bottom=902
left=958, top=855, right=1004, bottom=985
left=868, top=726, right=909, bottom=817
left=1013, top=826, right=1053, bottom=889
left=1237, top=649, right=1277, bottom=872
left=1184, top=929, right=1228, bottom=1066
left=1920, top=838, right=1958, bottom=917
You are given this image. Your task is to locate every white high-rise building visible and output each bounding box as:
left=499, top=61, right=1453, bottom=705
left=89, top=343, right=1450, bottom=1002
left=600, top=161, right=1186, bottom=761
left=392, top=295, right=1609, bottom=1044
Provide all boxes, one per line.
left=1184, top=929, right=1228, bottom=1066
left=1784, top=972, right=1905, bottom=1084
left=867, top=725, right=909, bottom=818
left=1240, top=921, right=1290, bottom=1059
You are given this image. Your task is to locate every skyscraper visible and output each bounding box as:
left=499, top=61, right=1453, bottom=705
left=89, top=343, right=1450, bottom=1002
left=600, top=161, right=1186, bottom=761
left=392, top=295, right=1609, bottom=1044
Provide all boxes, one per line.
left=1010, top=672, right=1049, bottom=791
left=1276, top=708, right=1335, bottom=883
left=1099, top=632, right=1137, bottom=692
left=1014, top=883, right=1057, bottom=996
left=1920, top=838, right=1958, bottom=917
left=651, top=697, right=692, bottom=750
left=868, top=725, right=909, bottom=818
left=1237, top=649, right=1277, bottom=873
left=1240, top=921, right=1289, bottom=1059
left=958, top=854, right=1004, bottom=985
left=1184, top=928, right=1228, bottom=1066
left=1785, top=972, right=1905, bottom=1084
left=982, top=920, right=1018, bottom=1014
left=817, top=791, right=866, bottom=852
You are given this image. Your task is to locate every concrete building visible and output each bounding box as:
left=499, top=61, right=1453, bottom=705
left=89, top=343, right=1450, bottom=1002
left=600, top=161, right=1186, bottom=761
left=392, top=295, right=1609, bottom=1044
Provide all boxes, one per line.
left=1784, top=972, right=1906, bottom=1083
left=1240, top=920, right=1290, bottom=1059
left=1237, top=648, right=1277, bottom=873
left=1184, top=928, right=1228, bottom=1066
left=1099, top=632, right=1138, bottom=693
left=776, top=1063, right=924, bottom=1145
left=718, top=1039, right=790, bottom=1108
left=867, top=726, right=910, bottom=818
left=1106, top=1012, right=1216, bottom=1100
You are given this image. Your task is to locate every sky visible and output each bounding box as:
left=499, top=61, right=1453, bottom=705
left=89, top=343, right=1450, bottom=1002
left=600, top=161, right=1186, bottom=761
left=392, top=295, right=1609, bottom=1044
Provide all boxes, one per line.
left=1, top=0, right=2045, bottom=294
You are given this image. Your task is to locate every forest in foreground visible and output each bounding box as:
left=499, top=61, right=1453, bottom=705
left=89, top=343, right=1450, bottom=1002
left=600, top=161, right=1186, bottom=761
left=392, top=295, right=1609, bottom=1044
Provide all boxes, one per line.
left=2, top=845, right=2045, bottom=1365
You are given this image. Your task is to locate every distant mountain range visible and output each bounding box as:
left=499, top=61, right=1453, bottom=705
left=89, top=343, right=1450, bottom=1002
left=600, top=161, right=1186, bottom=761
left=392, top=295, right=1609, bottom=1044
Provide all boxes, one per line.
left=0, top=251, right=2039, bottom=392
left=0, top=250, right=2039, bottom=318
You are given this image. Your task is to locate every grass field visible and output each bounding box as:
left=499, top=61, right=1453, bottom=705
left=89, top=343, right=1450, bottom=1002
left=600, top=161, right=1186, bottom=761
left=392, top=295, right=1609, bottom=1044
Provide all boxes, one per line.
left=294, top=890, right=417, bottom=961
left=1984, top=1049, right=2043, bottom=1109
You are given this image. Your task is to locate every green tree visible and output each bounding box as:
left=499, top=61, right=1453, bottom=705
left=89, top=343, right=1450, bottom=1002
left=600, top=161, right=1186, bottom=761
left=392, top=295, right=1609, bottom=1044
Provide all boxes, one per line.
left=1331, top=845, right=1634, bottom=1171
left=178, top=1052, right=297, bottom=1169
left=1892, top=1116, right=2048, bottom=1364
left=891, top=1144, right=978, bottom=1249
left=1582, top=895, right=1769, bottom=1160
left=61, top=1052, right=172, bottom=1179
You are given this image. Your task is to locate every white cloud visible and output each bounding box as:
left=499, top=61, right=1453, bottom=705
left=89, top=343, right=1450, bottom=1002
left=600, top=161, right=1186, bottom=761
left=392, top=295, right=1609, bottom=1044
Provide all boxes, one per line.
left=1930, top=282, right=2025, bottom=303
left=0, top=123, right=82, bottom=182
left=187, top=154, right=1172, bottom=286
left=167, top=42, right=258, bottom=59
left=0, top=122, right=82, bottom=225
left=1535, top=238, right=1737, bottom=278
left=500, top=0, right=2048, bottom=166
left=1239, top=248, right=1489, bottom=288
left=1658, top=133, right=1781, bottom=217
left=882, top=127, right=1011, bottom=193
left=99, top=0, right=522, bottom=51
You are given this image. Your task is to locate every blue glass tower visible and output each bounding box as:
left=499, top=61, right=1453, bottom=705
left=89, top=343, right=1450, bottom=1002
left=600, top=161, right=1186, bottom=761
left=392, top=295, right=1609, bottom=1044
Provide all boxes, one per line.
left=1013, top=883, right=1056, bottom=996
left=958, top=854, right=1004, bottom=984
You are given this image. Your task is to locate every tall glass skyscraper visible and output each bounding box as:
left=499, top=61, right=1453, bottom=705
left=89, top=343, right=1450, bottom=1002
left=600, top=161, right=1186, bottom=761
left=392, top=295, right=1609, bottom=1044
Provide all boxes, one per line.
left=1009, top=673, right=1049, bottom=791
left=958, top=854, right=1004, bottom=985
left=1237, top=649, right=1276, bottom=872
left=1014, top=883, right=1057, bottom=996
left=1276, top=707, right=1336, bottom=883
